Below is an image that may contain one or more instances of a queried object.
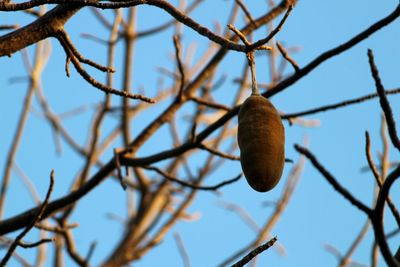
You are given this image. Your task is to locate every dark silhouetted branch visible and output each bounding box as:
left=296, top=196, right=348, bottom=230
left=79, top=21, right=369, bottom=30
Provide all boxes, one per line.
left=18, top=238, right=54, bottom=248
left=231, top=237, right=277, bottom=267
left=294, top=144, right=372, bottom=216
left=56, top=30, right=155, bottom=103
left=142, top=165, right=241, bottom=191
left=365, top=131, right=400, bottom=227
left=0, top=170, right=54, bottom=266
left=367, top=49, right=400, bottom=152
left=282, top=88, right=400, bottom=120
left=372, top=165, right=400, bottom=267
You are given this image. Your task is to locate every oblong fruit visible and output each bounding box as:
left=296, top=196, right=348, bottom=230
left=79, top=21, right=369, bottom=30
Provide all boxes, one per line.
left=238, top=94, right=285, bottom=192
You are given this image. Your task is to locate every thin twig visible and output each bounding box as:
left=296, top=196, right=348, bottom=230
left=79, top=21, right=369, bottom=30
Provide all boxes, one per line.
left=227, top=24, right=251, bottom=46
left=23, top=8, right=41, bottom=17
left=198, top=144, right=240, bottom=161
left=56, top=30, right=156, bottom=103
left=367, top=49, right=400, bottom=152
left=135, top=0, right=204, bottom=38
left=217, top=201, right=259, bottom=232
left=85, top=241, right=97, bottom=263
left=35, top=84, right=86, bottom=156
left=173, top=233, right=191, bottom=267
left=13, top=164, right=41, bottom=204
left=282, top=88, right=400, bottom=119
left=35, top=223, right=79, bottom=233
left=190, top=96, right=231, bottom=111
left=248, top=5, right=293, bottom=50
left=56, top=29, right=115, bottom=73
left=61, top=228, right=87, bottom=266
left=18, top=238, right=54, bottom=248
left=90, top=7, right=113, bottom=29
left=276, top=41, right=299, bottom=72
left=294, top=144, right=372, bottom=216
left=80, top=33, right=110, bottom=45
left=173, top=34, right=185, bottom=100
left=231, top=237, right=277, bottom=267
left=234, top=0, right=256, bottom=26
left=339, top=220, right=371, bottom=267
left=190, top=123, right=197, bottom=144
left=142, top=165, right=241, bottom=191
left=114, top=149, right=127, bottom=190
left=0, top=170, right=54, bottom=266
left=365, top=131, right=383, bottom=184
left=380, top=113, right=390, bottom=180
left=0, top=24, right=18, bottom=30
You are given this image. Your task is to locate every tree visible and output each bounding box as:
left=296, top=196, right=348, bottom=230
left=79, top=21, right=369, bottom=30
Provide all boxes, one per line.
left=1, top=1, right=399, bottom=266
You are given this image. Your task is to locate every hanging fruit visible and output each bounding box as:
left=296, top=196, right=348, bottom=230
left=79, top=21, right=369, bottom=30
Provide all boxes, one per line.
left=238, top=94, right=285, bottom=192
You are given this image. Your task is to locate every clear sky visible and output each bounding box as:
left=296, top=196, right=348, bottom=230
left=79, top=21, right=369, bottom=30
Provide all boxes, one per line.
left=1, top=1, right=399, bottom=266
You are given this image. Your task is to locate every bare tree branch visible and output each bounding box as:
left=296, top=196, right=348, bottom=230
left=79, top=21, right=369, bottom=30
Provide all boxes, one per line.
left=173, top=233, right=191, bottom=267
left=231, top=237, right=277, bottom=267
left=276, top=41, right=299, bottom=72
left=294, top=144, right=372, bottom=216
left=142, top=165, right=241, bottom=191
left=367, top=49, right=400, bottom=152
left=0, top=170, right=54, bottom=266
left=282, top=88, right=400, bottom=120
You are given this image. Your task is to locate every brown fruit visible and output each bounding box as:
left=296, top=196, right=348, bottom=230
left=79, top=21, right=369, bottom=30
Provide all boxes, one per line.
left=238, top=94, right=285, bottom=192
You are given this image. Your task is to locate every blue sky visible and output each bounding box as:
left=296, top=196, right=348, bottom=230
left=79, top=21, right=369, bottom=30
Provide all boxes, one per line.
left=1, top=1, right=399, bottom=266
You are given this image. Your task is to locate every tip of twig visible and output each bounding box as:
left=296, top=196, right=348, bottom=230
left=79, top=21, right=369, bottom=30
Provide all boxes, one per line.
left=293, top=144, right=303, bottom=152
left=146, top=98, right=157, bottom=104
left=127, top=94, right=156, bottom=104
left=255, top=45, right=272, bottom=51
left=284, top=158, right=294, bottom=163
left=228, top=24, right=250, bottom=46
